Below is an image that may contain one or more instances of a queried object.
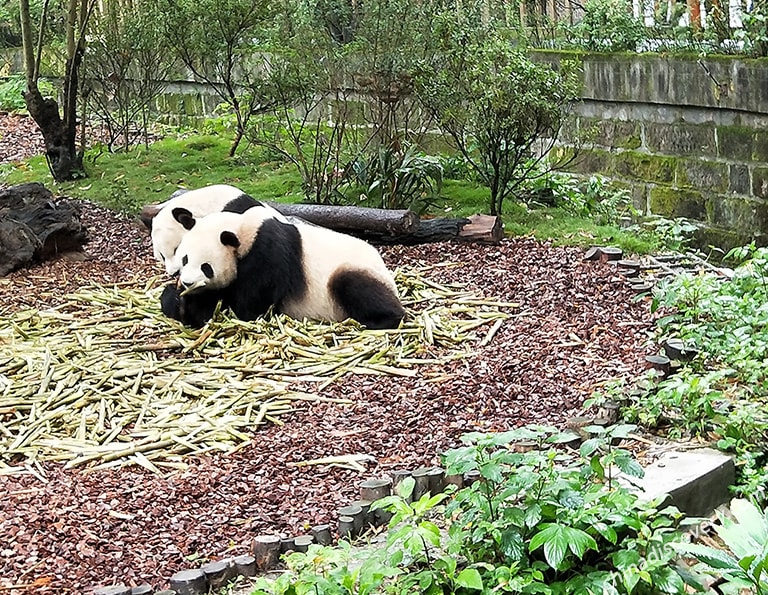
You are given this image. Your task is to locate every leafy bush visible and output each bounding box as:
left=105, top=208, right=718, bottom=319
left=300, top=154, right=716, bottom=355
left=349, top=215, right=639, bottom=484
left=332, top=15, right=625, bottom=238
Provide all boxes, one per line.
left=251, top=425, right=697, bottom=595
left=674, top=499, right=768, bottom=593
left=520, top=172, right=635, bottom=226
left=568, top=0, right=646, bottom=52
left=0, top=75, right=56, bottom=113
left=617, top=245, right=768, bottom=502
left=737, top=0, right=768, bottom=56
left=346, top=145, right=444, bottom=212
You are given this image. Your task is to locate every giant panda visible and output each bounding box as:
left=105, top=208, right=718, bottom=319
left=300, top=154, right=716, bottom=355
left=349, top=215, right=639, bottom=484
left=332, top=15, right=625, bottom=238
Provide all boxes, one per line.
left=160, top=206, right=406, bottom=330
left=141, top=184, right=286, bottom=276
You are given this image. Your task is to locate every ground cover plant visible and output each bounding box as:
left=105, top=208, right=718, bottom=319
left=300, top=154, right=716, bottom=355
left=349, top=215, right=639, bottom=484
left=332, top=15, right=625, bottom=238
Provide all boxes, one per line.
left=250, top=426, right=699, bottom=595
left=608, top=245, right=768, bottom=502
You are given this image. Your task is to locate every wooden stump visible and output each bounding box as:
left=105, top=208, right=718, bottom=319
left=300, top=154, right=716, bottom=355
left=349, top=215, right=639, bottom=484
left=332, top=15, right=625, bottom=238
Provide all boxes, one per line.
left=169, top=569, right=208, bottom=595
left=251, top=534, right=282, bottom=570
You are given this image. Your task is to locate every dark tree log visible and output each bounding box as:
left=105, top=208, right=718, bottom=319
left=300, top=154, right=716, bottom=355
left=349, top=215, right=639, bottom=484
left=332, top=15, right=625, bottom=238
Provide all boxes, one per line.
left=348, top=214, right=503, bottom=245
left=338, top=504, right=364, bottom=536
left=311, top=524, right=333, bottom=546
left=233, top=554, right=257, bottom=577
left=201, top=559, right=235, bottom=589
left=411, top=467, right=432, bottom=501
left=0, top=183, right=88, bottom=276
left=266, top=203, right=419, bottom=235
left=140, top=195, right=503, bottom=245
left=338, top=515, right=355, bottom=540
left=293, top=535, right=314, bottom=553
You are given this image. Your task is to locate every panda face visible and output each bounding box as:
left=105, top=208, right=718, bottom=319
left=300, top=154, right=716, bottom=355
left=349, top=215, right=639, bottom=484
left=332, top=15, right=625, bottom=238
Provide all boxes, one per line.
left=175, top=216, right=242, bottom=294
left=146, top=184, right=250, bottom=276
left=150, top=207, right=186, bottom=275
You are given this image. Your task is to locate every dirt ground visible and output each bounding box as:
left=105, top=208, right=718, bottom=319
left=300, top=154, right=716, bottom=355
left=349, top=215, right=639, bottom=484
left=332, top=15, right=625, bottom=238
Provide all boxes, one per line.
left=0, top=114, right=657, bottom=593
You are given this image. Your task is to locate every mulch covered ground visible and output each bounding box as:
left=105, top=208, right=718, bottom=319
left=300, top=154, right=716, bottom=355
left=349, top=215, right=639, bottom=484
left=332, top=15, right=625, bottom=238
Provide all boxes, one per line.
left=0, top=114, right=656, bottom=593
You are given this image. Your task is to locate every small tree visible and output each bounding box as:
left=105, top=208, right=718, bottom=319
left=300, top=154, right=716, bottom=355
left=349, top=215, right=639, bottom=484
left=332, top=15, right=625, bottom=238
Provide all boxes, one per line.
left=84, top=3, right=175, bottom=151
left=161, top=0, right=276, bottom=157
left=19, top=0, right=95, bottom=181
left=416, top=15, right=580, bottom=216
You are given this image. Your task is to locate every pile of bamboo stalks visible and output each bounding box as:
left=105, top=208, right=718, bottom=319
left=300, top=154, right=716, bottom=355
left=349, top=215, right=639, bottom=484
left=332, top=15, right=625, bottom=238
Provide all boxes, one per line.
left=0, top=267, right=515, bottom=473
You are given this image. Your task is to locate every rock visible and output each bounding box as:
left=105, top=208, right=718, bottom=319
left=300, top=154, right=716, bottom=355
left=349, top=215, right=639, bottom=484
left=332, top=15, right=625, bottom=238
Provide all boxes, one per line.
left=0, top=182, right=88, bottom=276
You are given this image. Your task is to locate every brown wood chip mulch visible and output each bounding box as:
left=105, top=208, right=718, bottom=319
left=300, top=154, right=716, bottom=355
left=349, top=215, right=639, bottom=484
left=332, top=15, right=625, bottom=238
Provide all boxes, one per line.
left=0, top=119, right=656, bottom=593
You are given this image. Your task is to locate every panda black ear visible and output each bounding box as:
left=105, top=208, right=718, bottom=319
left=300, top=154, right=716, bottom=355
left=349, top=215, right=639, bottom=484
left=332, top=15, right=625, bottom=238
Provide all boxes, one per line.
left=172, top=207, right=196, bottom=230
left=220, top=231, right=241, bottom=248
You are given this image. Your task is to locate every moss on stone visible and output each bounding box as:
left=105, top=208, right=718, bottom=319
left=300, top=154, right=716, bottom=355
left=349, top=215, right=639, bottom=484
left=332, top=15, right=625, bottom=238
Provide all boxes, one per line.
left=649, top=186, right=707, bottom=219
left=752, top=131, right=768, bottom=163
left=717, top=125, right=755, bottom=161
left=614, top=151, right=676, bottom=184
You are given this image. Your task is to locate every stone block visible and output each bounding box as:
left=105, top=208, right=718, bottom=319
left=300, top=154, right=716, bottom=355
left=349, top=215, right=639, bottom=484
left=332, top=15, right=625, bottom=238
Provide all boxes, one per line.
left=677, top=159, right=729, bottom=193
left=562, top=147, right=614, bottom=176
left=580, top=118, right=641, bottom=150
left=649, top=186, right=707, bottom=219
left=729, top=164, right=751, bottom=195
left=641, top=448, right=734, bottom=517
left=645, top=123, right=715, bottom=157
left=711, top=196, right=768, bottom=232
left=752, top=166, right=768, bottom=199
left=753, top=131, right=768, bottom=163
left=615, top=151, right=676, bottom=184
left=717, top=125, right=754, bottom=161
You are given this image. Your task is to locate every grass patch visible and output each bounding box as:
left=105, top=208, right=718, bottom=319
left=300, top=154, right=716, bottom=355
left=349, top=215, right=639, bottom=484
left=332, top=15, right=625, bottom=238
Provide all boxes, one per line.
left=1, top=129, right=661, bottom=253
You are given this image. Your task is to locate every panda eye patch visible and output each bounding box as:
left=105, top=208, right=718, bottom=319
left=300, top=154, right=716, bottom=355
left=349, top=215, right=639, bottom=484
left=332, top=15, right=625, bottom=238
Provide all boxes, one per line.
left=201, top=263, right=214, bottom=279
left=182, top=255, right=188, bottom=266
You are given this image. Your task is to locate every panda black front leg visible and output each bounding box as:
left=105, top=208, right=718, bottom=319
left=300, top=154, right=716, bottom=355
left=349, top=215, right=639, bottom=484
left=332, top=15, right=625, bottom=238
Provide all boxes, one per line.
left=160, top=283, right=220, bottom=328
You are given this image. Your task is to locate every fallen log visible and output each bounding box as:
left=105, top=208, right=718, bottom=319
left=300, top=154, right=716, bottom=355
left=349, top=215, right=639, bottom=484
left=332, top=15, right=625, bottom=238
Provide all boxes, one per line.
left=354, top=214, right=503, bottom=245
left=266, top=202, right=419, bottom=235
left=140, top=196, right=503, bottom=245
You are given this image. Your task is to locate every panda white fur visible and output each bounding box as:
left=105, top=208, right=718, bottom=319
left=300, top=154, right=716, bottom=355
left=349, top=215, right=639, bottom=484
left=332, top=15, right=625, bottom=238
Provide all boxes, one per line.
left=141, top=184, right=285, bottom=275
left=160, top=206, right=405, bottom=330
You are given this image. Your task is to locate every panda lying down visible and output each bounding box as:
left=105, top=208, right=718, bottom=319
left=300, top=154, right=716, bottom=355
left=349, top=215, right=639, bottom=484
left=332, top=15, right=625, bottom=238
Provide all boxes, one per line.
left=160, top=205, right=406, bottom=330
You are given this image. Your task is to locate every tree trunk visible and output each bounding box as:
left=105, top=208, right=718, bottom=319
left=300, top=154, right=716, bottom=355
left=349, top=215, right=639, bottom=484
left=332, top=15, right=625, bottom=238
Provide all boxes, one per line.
left=140, top=200, right=503, bottom=245
left=24, top=84, right=83, bottom=182
left=20, top=0, right=87, bottom=182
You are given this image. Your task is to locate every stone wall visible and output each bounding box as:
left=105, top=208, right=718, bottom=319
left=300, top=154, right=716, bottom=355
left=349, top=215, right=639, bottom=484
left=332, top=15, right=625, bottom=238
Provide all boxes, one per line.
left=535, top=51, right=768, bottom=248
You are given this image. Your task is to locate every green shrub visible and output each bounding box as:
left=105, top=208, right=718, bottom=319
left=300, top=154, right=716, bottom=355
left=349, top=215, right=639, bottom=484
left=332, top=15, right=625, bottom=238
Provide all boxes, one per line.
left=251, top=425, right=697, bottom=595
left=0, top=75, right=56, bottom=113
left=617, top=245, right=768, bottom=502
left=346, top=144, right=444, bottom=212
left=571, top=0, right=646, bottom=52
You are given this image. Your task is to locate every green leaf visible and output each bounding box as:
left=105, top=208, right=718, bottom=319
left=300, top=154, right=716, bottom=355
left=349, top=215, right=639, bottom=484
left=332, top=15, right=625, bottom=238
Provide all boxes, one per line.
left=589, top=456, right=605, bottom=479
left=614, top=454, right=644, bottom=478
left=529, top=524, right=569, bottom=569
left=611, top=549, right=641, bottom=570
left=672, top=542, right=741, bottom=571
left=621, top=566, right=641, bottom=594
left=565, top=526, right=598, bottom=559
left=394, top=476, right=415, bottom=500
left=608, top=424, right=637, bottom=439
left=456, top=568, right=484, bottom=590
left=653, top=566, right=685, bottom=594
left=580, top=437, right=603, bottom=457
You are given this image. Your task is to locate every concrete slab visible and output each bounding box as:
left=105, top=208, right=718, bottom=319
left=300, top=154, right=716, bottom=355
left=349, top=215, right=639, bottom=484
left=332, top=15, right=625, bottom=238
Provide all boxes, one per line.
left=641, top=448, right=735, bottom=517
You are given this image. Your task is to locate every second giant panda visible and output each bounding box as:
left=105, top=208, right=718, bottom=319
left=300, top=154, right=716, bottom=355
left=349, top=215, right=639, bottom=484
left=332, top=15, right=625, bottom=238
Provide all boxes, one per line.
left=141, top=184, right=286, bottom=276
left=160, top=206, right=406, bottom=330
